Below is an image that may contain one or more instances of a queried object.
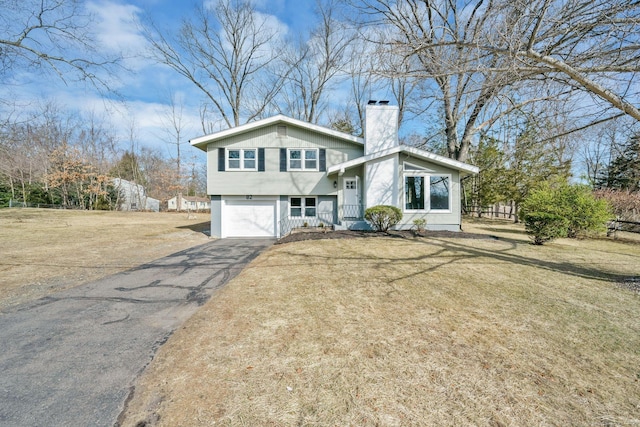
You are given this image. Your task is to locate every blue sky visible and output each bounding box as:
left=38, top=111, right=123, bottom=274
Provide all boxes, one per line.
left=3, top=0, right=337, bottom=159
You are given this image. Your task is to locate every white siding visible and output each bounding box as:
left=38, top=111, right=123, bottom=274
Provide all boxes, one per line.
left=205, top=125, right=364, bottom=197
left=365, top=104, right=399, bottom=155
left=365, top=156, right=398, bottom=208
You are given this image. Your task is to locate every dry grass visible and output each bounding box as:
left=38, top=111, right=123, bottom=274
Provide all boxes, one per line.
left=0, top=208, right=210, bottom=310
left=121, top=220, right=640, bottom=427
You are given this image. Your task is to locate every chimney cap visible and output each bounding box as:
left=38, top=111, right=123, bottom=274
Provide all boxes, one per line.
left=378, top=100, right=390, bottom=105
left=367, top=100, right=377, bottom=105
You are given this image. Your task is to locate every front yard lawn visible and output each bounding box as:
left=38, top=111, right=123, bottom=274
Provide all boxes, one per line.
left=121, top=221, right=640, bottom=426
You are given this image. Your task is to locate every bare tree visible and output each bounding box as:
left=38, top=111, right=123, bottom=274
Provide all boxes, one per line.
left=580, top=118, right=637, bottom=186
left=352, top=0, right=640, bottom=164
left=0, top=101, right=77, bottom=203
left=280, top=0, right=356, bottom=123
left=157, top=92, right=192, bottom=195
left=0, top=0, right=121, bottom=95
left=352, top=0, right=528, bottom=162
left=488, top=0, right=640, bottom=123
left=143, top=0, right=288, bottom=129
left=343, top=39, right=377, bottom=136
left=76, top=110, right=118, bottom=176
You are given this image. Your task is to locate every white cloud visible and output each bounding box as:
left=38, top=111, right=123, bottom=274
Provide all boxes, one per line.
left=86, top=1, right=148, bottom=57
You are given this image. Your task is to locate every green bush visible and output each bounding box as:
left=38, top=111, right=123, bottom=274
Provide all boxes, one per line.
left=521, top=211, right=569, bottom=245
left=364, top=205, right=402, bottom=232
left=519, top=182, right=612, bottom=244
left=559, top=185, right=612, bottom=237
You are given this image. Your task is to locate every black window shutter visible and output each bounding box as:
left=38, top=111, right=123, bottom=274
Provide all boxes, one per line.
left=258, top=148, right=265, bottom=172
left=280, top=148, right=287, bottom=172
left=319, top=148, right=326, bottom=172
left=218, top=148, right=225, bottom=171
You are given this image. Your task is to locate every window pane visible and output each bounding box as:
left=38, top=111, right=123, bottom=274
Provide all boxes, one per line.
left=244, top=150, right=256, bottom=159
left=305, top=198, right=316, bottom=217
left=291, top=208, right=302, bottom=217
left=289, top=150, right=302, bottom=169
left=405, top=176, right=425, bottom=210
left=291, top=198, right=302, bottom=207
left=304, top=150, right=317, bottom=169
left=228, top=150, right=240, bottom=169
left=430, top=176, right=450, bottom=210
left=244, top=159, right=256, bottom=169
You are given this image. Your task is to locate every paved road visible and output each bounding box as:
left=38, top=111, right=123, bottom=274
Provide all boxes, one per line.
left=0, top=238, right=273, bottom=427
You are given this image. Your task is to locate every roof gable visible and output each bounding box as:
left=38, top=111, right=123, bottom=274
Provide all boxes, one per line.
left=190, top=115, right=364, bottom=150
left=327, top=145, right=479, bottom=176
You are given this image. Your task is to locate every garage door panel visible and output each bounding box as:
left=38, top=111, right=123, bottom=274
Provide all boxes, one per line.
left=223, top=200, right=276, bottom=237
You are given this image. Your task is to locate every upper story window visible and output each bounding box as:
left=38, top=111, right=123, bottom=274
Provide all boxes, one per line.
left=279, top=148, right=326, bottom=172
left=404, top=174, right=451, bottom=212
left=288, top=149, right=318, bottom=171
left=227, top=148, right=257, bottom=171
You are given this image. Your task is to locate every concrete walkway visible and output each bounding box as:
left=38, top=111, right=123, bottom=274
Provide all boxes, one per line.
left=0, top=239, right=273, bottom=427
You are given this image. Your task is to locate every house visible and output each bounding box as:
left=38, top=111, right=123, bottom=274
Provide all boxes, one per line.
left=112, top=178, right=160, bottom=212
left=190, top=102, right=479, bottom=238
left=167, top=194, right=211, bottom=211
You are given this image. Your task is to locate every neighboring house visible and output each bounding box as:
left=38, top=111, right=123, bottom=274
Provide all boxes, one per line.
left=190, top=102, right=479, bottom=238
left=167, top=194, right=211, bottom=211
left=112, top=178, right=160, bottom=212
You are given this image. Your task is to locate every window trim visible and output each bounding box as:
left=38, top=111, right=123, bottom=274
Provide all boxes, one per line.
left=287, top=148, right=319, bottom=171
left=403, top=173, right=452, bottom=213
left=289, top=196, right=317, bottom=218
left=226, top=148, right=258, bottom=171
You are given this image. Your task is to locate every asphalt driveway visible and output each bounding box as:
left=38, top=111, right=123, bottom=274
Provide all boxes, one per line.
left=0, top=238, right=273, bottom=427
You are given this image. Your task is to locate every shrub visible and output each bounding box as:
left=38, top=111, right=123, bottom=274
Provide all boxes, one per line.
left=559, top=185, right=611, bottom=237
left=364, top=205, right=402, bottom=232
left=519, top=182, right=612, bottom=244
left=521, top=211, right=569, bottom=245
left=412, top=218, right=427, bottom=232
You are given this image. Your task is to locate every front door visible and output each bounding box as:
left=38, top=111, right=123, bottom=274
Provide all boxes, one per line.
left=344, top=177, right=360, bottom=218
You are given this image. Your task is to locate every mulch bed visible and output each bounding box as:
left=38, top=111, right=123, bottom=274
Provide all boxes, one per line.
left=276, top=229, right=496, bottom=244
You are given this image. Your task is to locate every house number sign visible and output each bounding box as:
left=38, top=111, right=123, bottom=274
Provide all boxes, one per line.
left=246, top=195, right=253, bottom=200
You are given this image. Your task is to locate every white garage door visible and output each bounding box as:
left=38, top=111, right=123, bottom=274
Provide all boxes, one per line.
left=223, top=199, right=277, bottom=237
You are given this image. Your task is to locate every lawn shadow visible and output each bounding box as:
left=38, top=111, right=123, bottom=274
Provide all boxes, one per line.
left=475, top=226, right=527, bottom=235
left=177, top=221, right=211, bottom=235
left=275, top=232, right=631, bottom=286
left=404, top=236, right=629, bottom=284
